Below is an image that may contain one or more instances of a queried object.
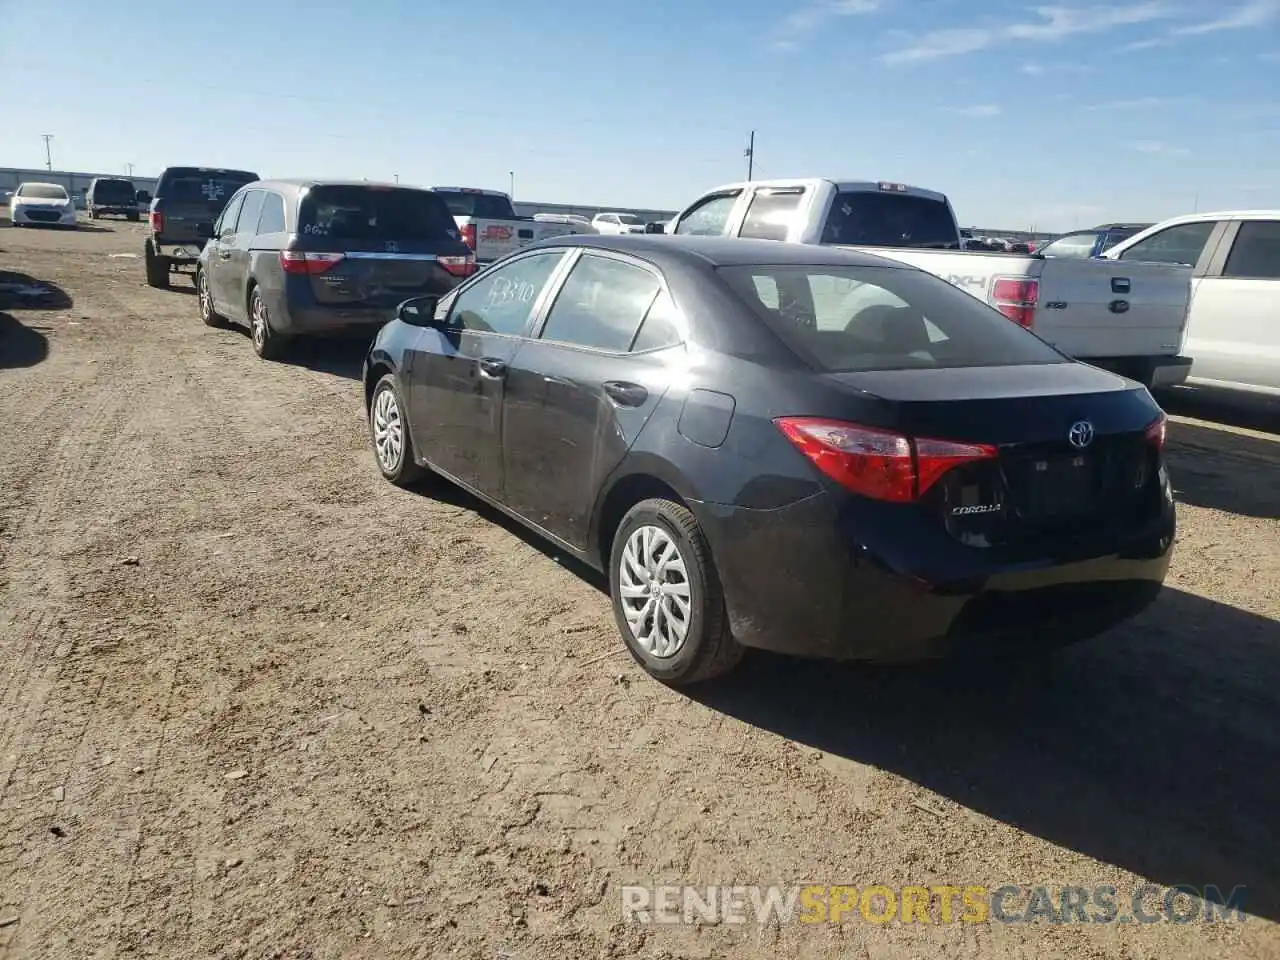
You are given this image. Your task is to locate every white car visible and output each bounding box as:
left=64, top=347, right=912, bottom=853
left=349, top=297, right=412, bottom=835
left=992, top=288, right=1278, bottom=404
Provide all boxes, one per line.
left=591, top=212, right=647, bottom=235
left=9, top=182, right=78, bottom=228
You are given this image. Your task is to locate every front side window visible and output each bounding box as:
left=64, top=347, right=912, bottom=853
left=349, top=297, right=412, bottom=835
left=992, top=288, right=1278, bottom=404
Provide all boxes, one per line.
left=235, top=190, right=266, bottom=237
left=215, top=192, right=246, bottom=239
left=718, top=264, right=1067, bottom=373
left=540, top=254, right=660, bottom=351
left=1222, top=220, right=1280, bottom=280
left=1117, top=221, right=1217, bottom=266
left=674, top=192, right=740, bottom=236
left=1038, top=232, right=1099, bottom=258
left=447, top=252, right=565, bottom=335
left=740, top=188, right=805, bottom=242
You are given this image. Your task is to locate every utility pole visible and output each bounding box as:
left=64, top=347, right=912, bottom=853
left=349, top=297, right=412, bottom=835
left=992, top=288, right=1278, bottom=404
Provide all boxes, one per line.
left=40, top=134, right=54, bottom=171
left=393, top=173, right=399, bottom=183
left=744, top=131, right=755, bottom=180
left=126, top=163, right=135, bottom=177
left=509, top=171, right=515, bottom=198
left=1192, top=192, right=1199, bottom=213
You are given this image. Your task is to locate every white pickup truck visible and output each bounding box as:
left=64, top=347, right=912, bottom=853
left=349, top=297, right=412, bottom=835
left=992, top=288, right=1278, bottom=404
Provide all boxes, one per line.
left=431, top=187, right=578, bottom=265
left=666, top=178, right=1194, bottom=389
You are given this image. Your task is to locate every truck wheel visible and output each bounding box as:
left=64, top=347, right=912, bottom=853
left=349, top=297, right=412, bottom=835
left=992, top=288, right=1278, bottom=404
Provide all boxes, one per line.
left=127, top=211, right=140, bottom=222
left=145, top=243, right=170, bottom=289
left=609, top=498, right=743, bottom=686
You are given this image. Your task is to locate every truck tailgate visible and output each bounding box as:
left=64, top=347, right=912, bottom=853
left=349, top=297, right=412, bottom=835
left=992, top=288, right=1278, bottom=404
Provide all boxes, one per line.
left=1034, top=258, right=1191, bottom=359
left=462, top=218, right=536, bottom=262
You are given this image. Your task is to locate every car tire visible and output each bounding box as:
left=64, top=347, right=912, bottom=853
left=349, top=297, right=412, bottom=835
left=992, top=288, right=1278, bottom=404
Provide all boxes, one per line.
left=609, top=498, right=743, bottom=685
left=369, top=374, right=425, bottom=486
left=144, top=243, right=169, bottom=288
left=248, top=286, right=287, bottom=361
left=196, top=270, right=227, bottom=328
left=127, top=211, right=140, bottom=222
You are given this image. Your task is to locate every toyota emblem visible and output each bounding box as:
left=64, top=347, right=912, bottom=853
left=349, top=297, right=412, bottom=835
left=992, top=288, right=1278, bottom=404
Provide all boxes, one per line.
left=1068, top=420, right=1095, bottom=449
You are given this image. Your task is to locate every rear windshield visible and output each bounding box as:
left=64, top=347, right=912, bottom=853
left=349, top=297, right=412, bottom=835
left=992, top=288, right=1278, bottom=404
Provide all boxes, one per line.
left=434, top=190, right=516, bottom=220
left=93, top=180, right=135, bottom=200
left=718, top=264, right=1066, bottom=373
left=820, top=191, right=960, bottom=249
left=298, top=185, right=459, bottom=241
left=17, top=184, right=67, bottom=200
left=163, top=173, right=257, bottom=206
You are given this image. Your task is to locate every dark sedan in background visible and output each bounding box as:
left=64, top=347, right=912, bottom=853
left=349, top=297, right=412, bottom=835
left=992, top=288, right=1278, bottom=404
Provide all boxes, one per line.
left=197, top=179, right=476, bottom=359
left=363, top=235, right=1175, bottom=685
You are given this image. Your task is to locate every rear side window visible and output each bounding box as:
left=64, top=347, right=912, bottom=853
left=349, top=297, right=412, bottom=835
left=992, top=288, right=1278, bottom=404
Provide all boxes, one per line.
left=1117, top=221, right=1216, bottom=266
left=820, top=191, right=959, bottom=249
left=631, top=290, right=682, bottom=352
left=236, top=190, right=265, bottom=236
left=740, top=188, right=805, bottom=242
left=257, top=193, right=287, bottom=234
left=299, top=186, right=457, bottom=242
left=1222, top=220, right=1280, bottom=280
left=1099, top=227, right=1144, bottom=252
left=718, top=264, right=1066, bottom=373
left=540, top=254, right=660, bottom=351
left=435, top=191, right=516, bottom=219
left=674, top=193, right=739, bottom=236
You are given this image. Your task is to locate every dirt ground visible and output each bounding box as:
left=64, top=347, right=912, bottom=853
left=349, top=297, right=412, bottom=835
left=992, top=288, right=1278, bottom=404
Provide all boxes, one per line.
left=1, top=217, right=1278, bottom=960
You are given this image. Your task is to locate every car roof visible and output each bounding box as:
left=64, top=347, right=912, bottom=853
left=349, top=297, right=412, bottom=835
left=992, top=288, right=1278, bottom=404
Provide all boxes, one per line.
left=16, top=181, right=64, bottom=190
left=531, top=234, right=911, bottom=268
left=247, top=178, right=435, bottom=193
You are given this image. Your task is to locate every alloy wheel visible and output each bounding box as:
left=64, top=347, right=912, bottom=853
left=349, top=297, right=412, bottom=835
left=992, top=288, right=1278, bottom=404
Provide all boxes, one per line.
left=198, top=273, right=212, bottom=321
left=250, top=293, right=267, bottom=351
left=617, top=525, right=692, bottom=658
left=371, top=386, right=404, bottom=473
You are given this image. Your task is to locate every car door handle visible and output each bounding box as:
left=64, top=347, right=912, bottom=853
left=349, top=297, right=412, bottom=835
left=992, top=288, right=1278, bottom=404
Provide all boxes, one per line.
left=478, top=357, right=507, bottom=379
left=603, top=380, right=648, bottom=406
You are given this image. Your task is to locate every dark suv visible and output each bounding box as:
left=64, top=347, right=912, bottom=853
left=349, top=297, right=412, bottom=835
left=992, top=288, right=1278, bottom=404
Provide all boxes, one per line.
left=145, top=166, right=259, bottom=288
left=195, top=179, right=476, bottom=360
left=86, top=178, right=140, bottom=221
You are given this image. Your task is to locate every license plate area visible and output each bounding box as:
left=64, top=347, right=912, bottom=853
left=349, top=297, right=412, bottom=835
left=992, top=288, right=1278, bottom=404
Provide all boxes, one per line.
left=1007, top=452, right=1098, bottom=520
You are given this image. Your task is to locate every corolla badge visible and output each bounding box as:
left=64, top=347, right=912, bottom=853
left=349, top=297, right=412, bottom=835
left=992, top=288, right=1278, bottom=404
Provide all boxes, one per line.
left=1068, top=420, right=1095, bottom=449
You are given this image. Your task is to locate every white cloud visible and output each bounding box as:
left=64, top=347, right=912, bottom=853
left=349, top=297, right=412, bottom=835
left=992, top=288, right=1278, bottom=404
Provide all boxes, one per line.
left=772, top=0, right=882, bottom=50
left=1171, top=0, right=1279, bottom=34
left=880, top=2, right=1174, bottom=64
left=1128, top=139, right=1191, bottom=155
left=1020, top=61, right=1046, bottom=75
left=949, top=103, right=1003, bottom=117
left=1085, top=96, right=1183, bottom=109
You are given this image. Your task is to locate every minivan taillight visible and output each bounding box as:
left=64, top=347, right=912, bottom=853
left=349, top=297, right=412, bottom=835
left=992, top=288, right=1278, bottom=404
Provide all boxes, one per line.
left=279, top=251, right=345, bottom=275
left=774, top=417, right=998, bottom=503
left=989, top=276, right=1038, bottom=328
left=150, top=211, right=163, bottom=234
left=439, top=254, right=477, bottom=278
left=459, top=223, right=477, bottom=250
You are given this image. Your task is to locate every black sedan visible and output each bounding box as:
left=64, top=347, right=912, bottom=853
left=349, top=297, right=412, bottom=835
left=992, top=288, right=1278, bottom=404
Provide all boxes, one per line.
left=363, top=235, right=1174, bottom=685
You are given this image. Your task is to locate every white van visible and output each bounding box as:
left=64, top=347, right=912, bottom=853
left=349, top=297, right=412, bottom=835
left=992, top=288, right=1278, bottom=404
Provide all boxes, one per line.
left=1103, top=211, right=1280, bottom=398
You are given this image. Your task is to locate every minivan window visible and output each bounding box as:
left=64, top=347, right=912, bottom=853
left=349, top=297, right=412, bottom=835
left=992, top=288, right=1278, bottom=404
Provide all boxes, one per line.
left=216, top=192, right=246, bottom=239
left=257, top=192, right=287, bottom=234
left=820, top=191, right=959, bottom=249
left=299, top=186, right=458, bottom=242
left=1222, top=220, right=1280, bottom=280
left=17, top=184, right=67, bottom=200
left=719, top=264, right=1067, bottom=373
left=165, top=173, right=257, bottom=207
left=434, top=190, right=516, bottom=220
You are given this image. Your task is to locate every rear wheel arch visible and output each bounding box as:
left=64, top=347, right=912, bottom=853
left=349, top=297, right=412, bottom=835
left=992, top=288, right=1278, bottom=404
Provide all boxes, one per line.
left=593, top=472, right=691, bottom=571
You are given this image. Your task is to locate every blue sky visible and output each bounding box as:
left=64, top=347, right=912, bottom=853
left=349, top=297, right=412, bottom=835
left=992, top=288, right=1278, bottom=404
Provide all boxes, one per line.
left=1, top=0, right=1277, bottom=230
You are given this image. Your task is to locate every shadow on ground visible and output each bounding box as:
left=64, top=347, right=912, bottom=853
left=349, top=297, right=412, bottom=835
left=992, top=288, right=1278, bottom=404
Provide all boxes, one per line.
left=0, top=271, right=73, bottom=312
left=1165, top=419, right=1280, bottom=520
left=1159, top=386, right=1280, bottom=436
left=0, top=312, right=49, bottom=369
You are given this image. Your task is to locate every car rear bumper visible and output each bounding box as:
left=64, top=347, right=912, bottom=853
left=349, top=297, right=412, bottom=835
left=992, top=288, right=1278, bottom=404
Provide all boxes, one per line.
left=154, top=242, right=206, bottom=264
left=693, top=485, right=1175, bottom=662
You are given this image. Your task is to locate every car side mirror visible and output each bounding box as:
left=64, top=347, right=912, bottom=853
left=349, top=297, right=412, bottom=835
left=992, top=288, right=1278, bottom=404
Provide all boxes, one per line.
left=398, top=295, right=441, bottom=326
left=196, top=222, right=214, bottom=239
left=644, top=221, right=666, bottom=234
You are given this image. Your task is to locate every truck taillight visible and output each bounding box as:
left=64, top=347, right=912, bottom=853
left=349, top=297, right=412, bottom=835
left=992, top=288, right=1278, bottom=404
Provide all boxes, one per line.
left=150, top=211, right=163, bottom=234
left=439, top=254, right=477, bottom=278
left=989, top=276, right=1038, bottom=328
left=459, top=223, right=477, bottom=250
left=279, top=251, right=345, bottom=275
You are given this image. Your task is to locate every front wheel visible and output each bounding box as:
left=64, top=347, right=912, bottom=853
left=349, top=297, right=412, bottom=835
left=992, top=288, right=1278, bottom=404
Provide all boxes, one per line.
left=609, top=499, right=743, bottom=685
left=369, top=374, right=425, bottom=486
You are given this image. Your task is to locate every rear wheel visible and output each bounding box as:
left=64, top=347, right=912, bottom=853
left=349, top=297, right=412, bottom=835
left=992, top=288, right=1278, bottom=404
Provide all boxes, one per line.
left=369, top=374, right=425, bottom=486
left=144, top=243, right=169, bottom=288
left=248, top=287, right=287, bottom=360
left=609, top=498, right=743, bottom=685
left=127, top=211, right=140, bottom=222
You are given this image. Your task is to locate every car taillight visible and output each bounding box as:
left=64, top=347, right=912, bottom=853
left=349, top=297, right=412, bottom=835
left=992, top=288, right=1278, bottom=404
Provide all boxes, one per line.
left=774, top=417, right=998, bottom=503
left=150, top=211, right=163, bottom=234
left=279, top=251, right=345, bottom=275
left=1143, top=412, right=1167, bottom=450
left=459, top=223, right=477, bottom=250
left=439, top=254, right=477, bottom=278
left=989, top=276, right=1038, bottom=328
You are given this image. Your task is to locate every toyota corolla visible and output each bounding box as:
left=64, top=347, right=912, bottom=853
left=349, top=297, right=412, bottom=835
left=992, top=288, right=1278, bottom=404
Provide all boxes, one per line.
left=362, top=235, right=1174, bottom=685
